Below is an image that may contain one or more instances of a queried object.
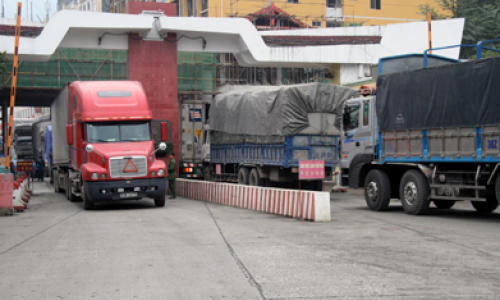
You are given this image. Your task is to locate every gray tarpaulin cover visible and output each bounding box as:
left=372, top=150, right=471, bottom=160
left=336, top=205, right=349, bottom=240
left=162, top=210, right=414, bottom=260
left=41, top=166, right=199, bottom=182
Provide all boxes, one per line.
left=376, top=56, right=500, bottom=131
left=210, top=83, right=358, bottom=140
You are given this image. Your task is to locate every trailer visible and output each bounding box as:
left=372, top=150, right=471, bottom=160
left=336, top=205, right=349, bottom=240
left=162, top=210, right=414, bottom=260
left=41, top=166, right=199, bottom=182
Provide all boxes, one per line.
left=202, top=83, right=358, bottom=190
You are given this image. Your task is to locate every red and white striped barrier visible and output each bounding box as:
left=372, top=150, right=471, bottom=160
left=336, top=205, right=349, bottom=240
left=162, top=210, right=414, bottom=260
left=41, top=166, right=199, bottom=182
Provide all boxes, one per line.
left=0, top=174, right=14, bottom=216
left=175, top=179, right=331, bottom=222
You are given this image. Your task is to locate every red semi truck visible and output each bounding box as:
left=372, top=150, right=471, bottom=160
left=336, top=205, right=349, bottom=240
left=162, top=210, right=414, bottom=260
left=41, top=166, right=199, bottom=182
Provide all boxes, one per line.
left=51, top=81, right=169, bottom=210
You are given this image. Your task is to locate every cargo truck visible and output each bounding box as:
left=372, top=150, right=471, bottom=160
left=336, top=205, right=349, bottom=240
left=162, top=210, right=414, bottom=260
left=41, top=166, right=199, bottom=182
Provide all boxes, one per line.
left=178, top=99, right=209, bottom=179
left=51, top=81, right=169, bottom=210
left=32, top=118, right=51, bottom=179
left=201, top=83, right=358, bottom=190
left=341, top=56, right=500, bottom=214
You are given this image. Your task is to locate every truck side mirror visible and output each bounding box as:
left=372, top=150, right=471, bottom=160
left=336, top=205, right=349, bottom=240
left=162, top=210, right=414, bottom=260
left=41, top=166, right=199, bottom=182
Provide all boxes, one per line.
left=161, top=122, right=168, bottom=142
left=66, top=124, right=73, bottom=146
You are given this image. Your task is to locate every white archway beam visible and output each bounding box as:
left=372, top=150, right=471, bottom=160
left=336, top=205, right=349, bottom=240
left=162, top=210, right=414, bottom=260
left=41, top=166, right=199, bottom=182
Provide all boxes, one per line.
left=0, top=10, right=464, bottom=67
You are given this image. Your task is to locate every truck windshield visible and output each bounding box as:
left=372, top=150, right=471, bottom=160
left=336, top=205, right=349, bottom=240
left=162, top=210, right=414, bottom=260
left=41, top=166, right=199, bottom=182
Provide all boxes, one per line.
left=86, top=121, right=151, bottom=143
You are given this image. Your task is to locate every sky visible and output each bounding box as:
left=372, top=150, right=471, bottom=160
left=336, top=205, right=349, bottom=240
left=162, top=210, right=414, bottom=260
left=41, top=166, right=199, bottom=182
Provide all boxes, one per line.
left=3, top=0, right=58, bottom=22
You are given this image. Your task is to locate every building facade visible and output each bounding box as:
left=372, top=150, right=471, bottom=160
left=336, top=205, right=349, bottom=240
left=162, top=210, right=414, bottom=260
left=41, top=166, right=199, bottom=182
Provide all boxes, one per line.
left=176, top=0, right=449, bottom=28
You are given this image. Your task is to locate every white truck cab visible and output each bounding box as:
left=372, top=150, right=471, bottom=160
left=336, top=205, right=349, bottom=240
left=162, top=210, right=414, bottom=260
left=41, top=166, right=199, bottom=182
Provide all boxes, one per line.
left=339, top=87, right=376, bottom=187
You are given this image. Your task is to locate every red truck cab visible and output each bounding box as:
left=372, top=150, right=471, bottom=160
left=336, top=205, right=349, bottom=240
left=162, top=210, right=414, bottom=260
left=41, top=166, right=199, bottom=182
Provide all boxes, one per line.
left=63, top=81, right=168, bottom=209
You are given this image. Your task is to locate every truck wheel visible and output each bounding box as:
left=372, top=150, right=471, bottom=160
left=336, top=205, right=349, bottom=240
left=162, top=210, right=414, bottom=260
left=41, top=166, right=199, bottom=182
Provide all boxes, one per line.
left=249, top=168, right=263, bottom=186
left=53, top=170, right=62, bottom=193
left=496, top=174, right=500, bottom=205
left=65, top=174, right=71, bottom=200
left=66, top=178, right=78, bottom=202
left=238, top=167, right=250, bottom=185
left=364, top=169, right=391, bottom=211
left=399, top=169, right=430, bottom=215
left=203, top=167, right=212, bottom=182
left=82, top=182, right=94, bottom=210
left=433, top=200, right=455, bottom=209
left=472, top=196, right=498, bottom=213
left=155, top=195, right=166, bottom=207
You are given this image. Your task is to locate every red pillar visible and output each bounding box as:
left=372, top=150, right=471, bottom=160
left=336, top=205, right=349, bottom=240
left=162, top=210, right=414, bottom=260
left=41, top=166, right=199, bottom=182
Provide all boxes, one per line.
left=127, top=1, right=179, bottom=173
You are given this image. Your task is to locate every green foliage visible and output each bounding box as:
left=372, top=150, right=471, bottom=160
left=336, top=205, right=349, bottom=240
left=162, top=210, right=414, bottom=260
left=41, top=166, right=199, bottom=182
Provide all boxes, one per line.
left=419, top=0, right=500, bottom=59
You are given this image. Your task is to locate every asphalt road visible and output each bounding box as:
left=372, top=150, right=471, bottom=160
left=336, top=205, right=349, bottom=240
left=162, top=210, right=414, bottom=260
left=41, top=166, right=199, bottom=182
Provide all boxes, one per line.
left=1, top=180, right=500, bottom=299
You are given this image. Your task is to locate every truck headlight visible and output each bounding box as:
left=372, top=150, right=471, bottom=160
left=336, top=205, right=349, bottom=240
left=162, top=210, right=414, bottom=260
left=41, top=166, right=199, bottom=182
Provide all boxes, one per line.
left=157, top=169, right=165, bottom=176
left=91, top=172, right=99, bottom=180
left=101, top=173, right=106, bottom=179
left=151, top=171, right=156, bottom=177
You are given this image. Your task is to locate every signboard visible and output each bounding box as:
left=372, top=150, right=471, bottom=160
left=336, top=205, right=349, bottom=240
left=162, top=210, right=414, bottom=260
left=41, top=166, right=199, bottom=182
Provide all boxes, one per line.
left=216, top=164, right=221, bottom=175
left=299, top=160, right=325, bottom=180
left=188, top=109, right=203, bottom=122
left=16, top=160, right=33, bottom=173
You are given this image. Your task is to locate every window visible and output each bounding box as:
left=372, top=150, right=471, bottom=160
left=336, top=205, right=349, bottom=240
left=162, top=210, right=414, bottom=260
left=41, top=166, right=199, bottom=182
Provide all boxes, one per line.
left=96, top=91, right=131, bottom=98
left=371, top=0, right=381, bottom=9
left=312, top=21, right=322, bottom=27
left=86, top=122, right=151, bottom=143
left=288, top=0, right=299, bottom=3
left=363, top=101, right=369, bottom=126
left=327, top=0, right=341, bottom=8
left=343, top=103, right=360, bottom=131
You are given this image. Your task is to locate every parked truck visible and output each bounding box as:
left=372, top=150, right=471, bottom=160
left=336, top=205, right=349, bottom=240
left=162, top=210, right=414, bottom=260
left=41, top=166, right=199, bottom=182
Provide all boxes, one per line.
left=32, top=118, right=51, bottom=179
left=178, top=99, right=210, bottom=179
left=201, top=83, right=358, bottom=190
left=14, top=123, right=34, bottom=160
left=51, top=81, right=169, bottom=210
left=340, top=56, right=500, bottom=214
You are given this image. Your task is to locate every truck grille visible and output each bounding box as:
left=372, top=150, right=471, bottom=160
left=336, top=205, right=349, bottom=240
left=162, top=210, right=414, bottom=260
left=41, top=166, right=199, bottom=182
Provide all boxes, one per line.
left=109, top=156, right=147, bottom=178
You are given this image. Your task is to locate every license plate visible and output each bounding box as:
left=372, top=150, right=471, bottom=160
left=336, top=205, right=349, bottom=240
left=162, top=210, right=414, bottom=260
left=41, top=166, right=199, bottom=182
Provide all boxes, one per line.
left=120, top=192, right=138, bottom=198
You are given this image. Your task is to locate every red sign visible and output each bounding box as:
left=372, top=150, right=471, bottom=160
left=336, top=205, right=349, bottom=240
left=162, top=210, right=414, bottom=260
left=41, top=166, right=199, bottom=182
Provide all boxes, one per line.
left=17, top=160, right=33, bottom=173
left=123, top=159, right=138, bottom=173
left=216, top=164, right=221, bottom=175
left=299, top=160, right=325, bottom=179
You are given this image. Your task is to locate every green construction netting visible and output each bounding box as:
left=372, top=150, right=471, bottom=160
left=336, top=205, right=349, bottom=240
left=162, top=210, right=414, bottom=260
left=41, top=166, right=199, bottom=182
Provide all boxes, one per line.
left=2, top=49, right=129, bottom=88
left=2, top=49, right=217, bottom=91
left=178, top=52, right=217, bottom=91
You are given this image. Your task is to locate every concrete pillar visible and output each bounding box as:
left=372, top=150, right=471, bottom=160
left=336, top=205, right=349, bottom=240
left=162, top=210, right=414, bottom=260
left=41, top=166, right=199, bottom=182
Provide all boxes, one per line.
left=127, top=1, right=179, bottom=173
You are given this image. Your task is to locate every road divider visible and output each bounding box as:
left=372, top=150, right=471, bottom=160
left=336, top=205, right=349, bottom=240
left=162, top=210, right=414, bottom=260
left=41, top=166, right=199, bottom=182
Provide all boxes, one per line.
left=175, top=179, right=330, bottom=222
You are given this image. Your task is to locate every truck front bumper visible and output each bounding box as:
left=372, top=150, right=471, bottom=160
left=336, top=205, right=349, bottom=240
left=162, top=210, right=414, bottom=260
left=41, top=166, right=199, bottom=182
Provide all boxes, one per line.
left=85, top=178, right=166, bottom=203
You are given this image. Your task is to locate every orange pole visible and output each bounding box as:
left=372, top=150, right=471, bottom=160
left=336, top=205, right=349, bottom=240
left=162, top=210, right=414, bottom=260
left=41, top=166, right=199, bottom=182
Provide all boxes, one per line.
left=5, top=2, right=22, bottom=173
left=427, top=11, right=432, bottom=54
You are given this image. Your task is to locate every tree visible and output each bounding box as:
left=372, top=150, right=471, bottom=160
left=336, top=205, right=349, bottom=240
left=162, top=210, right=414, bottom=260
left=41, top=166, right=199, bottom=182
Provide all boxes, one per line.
left=419, top=0, right=500, bottom=59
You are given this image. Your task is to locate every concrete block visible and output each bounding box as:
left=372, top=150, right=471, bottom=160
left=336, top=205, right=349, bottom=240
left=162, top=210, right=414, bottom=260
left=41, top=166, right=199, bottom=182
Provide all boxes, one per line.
left=176, top=179, right=331, bottom=222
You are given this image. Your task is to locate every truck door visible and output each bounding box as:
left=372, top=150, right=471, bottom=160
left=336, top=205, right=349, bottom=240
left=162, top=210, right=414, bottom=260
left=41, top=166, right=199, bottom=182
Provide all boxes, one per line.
left=340, top=97, right=373, bottom=170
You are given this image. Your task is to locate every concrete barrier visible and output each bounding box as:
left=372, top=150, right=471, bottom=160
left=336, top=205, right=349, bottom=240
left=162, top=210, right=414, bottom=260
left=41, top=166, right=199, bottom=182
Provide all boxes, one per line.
left=175, top=179, right=331, bottom=222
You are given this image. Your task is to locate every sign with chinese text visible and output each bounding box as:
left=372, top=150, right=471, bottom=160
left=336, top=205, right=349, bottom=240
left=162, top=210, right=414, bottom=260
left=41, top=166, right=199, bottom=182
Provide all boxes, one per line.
left=299, top=160, right=325, bottom=179
left=16, top=160, right=33, bottom=173
left=216, top=164, right=221, bottom=175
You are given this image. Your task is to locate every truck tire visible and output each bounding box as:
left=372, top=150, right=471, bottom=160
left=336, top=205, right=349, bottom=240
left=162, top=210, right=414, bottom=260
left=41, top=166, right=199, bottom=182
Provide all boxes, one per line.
left=249, top=168, right=263, bottom=187
left=238, top=167, right=250, bottom=185
left=433, top=200, right=455, bottom=209
left=65, top=174, right=71, bottom=200
left=364, top=169, right=391, bottom=211
left=472, top=196, right=498, bottom=213
left=399, top=169, right=430, bottom=215
left=66, top=178, right=78, bottom=202
left=53, top=170, right=62, bottom=193
left=155, top=195, right=166, bottom=207
left=82, top=182, right=94, bottom=210
left=496, top=174, right=500, bottom=205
